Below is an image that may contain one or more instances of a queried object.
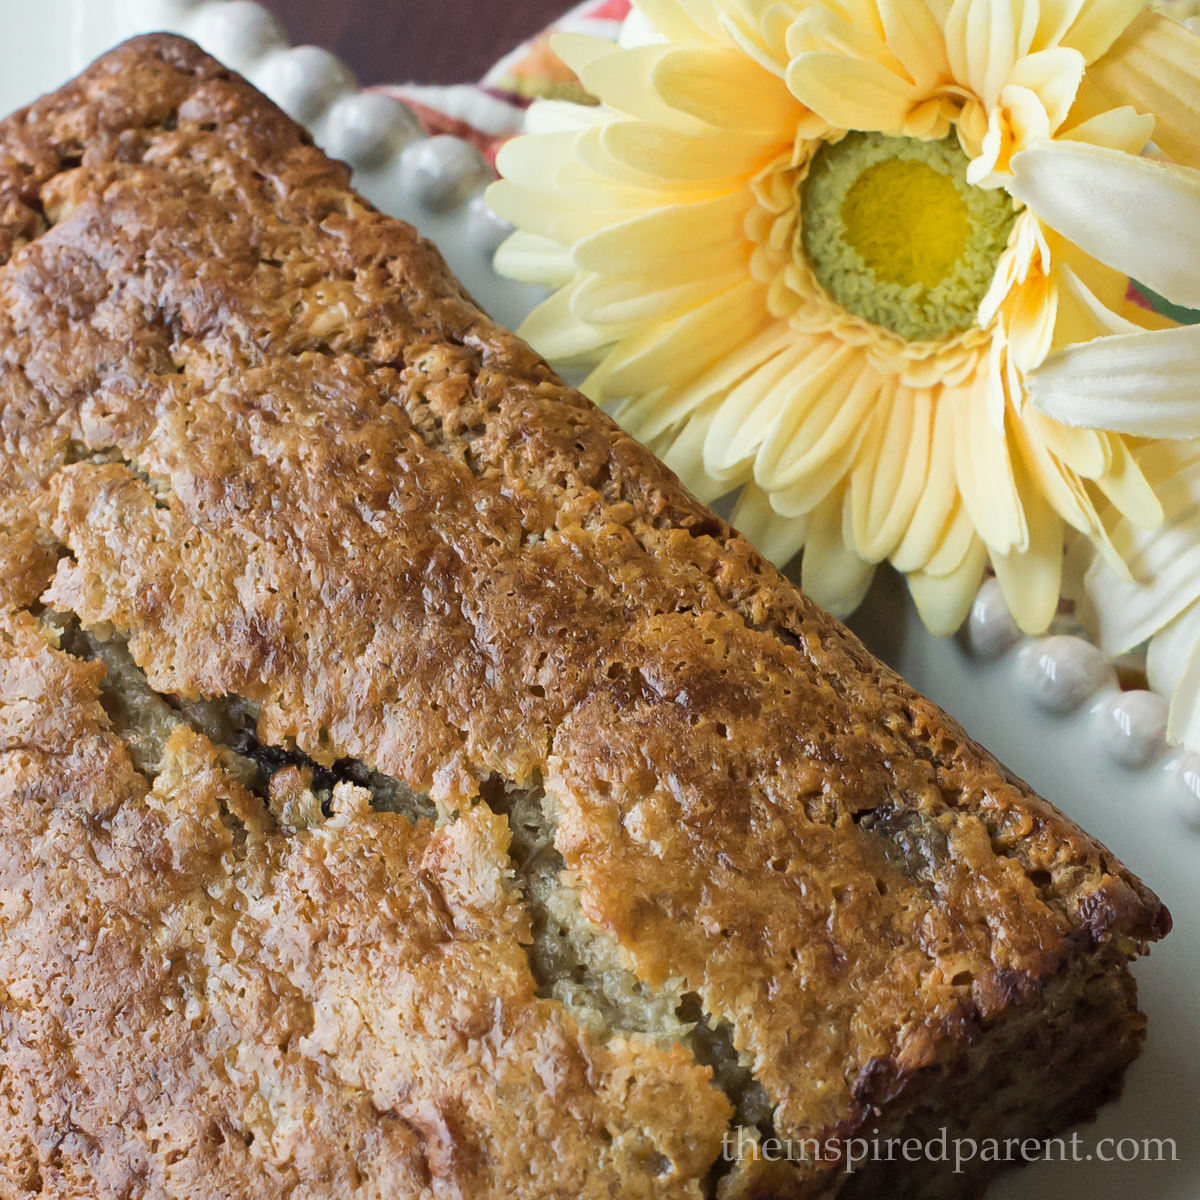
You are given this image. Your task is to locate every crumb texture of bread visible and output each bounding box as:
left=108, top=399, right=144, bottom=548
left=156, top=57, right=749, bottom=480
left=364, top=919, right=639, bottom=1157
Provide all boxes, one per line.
left=0, top=35, right=1169, bottom=1199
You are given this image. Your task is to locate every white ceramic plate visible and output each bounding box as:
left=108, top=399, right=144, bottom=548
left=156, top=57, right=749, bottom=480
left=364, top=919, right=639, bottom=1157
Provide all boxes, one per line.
left=1, top=3, right=1195, bottom=1194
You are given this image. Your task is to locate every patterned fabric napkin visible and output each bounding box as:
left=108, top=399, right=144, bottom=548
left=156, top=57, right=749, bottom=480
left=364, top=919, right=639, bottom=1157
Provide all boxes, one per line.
left=374, top=0, right=630, bottom=165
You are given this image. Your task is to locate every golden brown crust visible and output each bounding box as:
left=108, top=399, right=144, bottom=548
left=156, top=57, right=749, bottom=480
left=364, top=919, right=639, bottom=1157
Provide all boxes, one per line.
left=0, top=34, right=1168, bottom=1197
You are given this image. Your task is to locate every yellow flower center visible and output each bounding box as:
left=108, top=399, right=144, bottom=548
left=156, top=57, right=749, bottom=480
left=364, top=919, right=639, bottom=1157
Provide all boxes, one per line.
left=841, top=157, right=970, bottom=291
left=800, top=132, right=1016, bottom=342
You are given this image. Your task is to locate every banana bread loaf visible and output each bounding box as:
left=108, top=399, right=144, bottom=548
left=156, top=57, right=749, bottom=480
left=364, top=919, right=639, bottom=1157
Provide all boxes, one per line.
left=0, top=34, right=1169, bottom=1199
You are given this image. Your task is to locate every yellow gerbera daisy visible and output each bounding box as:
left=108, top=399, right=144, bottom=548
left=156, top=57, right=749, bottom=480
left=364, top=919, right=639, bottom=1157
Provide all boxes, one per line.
left=488, top=0, right=1197, bottom=634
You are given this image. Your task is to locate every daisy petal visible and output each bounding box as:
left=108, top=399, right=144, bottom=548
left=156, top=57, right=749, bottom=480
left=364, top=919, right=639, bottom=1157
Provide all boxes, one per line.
left=785, top=52, right=918, bottom=134
left=579, top=44, right=711, bottom=130
left=1063, top=0, right=1156, bottom=64
left=1086, top=449, right=1200, bottom=652
left=550, top=33, right=621, bottom=77
left=1029, top=326, right=1200, bottom=439
left=989, top=449, right=1064, bottom=633
left=775, top=364, right=884, bottom=493
left=601, top=119, right=781, bottom=182
left=635, top=0, right=717, bottom=42
left=635, top=322, right=796, bottom=442
left=573, top=191, right=750, bottom=279
left=1087, top=516, right=1200, bottom=654
left=891, top=392, right=958, bottom=573
left=524, top=99, right=613, bottom=136
left=1088, top=9, right=1200, bottom=169
left=801, top=486, right=877, bottom=618
left=493, top=231, right=576, bottom=286
left=1166, top=638, right=1200, bottom=750
left=1009, top=140, right=1200, bottom=310
left=908, top=536, right=988, bottom=637
left=706, top=337, right=825, bottom=472
left=652, top=46, right=803, bottom=132
left=877, top=0, right=951, bottom=92
left=955, top=380, right=1028, bottom=555
left=675, top=0, right=727, bottom=41
left=1032, top=0, right=1087, bottom=52
left=731, top=482, right=810, bottom=566
left=852, top=385, right=933, bottom=562
left=946, top=0, right=1019, bottom=110
left=1093, top=435, right=1163, bottom=529
left=1006, top=46, right=1085, bottom=131
left=661, top=400, right=741, bottom=502
left=602, top=277, right=772, bottom=396
left=573, top=264, right=750, bottom=324
left=519, top=279, right=621, bottom=361
left=1146, top=601, right=1200, bottom=709
left=1059, top=105, right=1155, bottom=154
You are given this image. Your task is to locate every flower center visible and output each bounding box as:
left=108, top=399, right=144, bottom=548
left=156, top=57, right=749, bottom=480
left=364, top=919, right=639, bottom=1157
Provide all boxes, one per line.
left=800, top=132, right=1017, bottom=342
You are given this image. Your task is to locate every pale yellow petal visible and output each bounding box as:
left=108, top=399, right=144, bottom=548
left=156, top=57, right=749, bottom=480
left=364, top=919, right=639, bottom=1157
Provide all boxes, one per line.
left=578, top=44, right=712, bottom=131
left=572, top=190, right=750, bottom=279
left=1062, top=0, right=1151, bottom=64
left=496, top=131, right=581, bottom=192
left=731, top=482, right=810, bottom=566
left=945, top=0, right=1020, bottom=108
left=493, top=230, right=577, bottom=286
left=1092, top=435, right=1163, bottom=529
left=636, top=0, right=717, bottom=42
left=1023, top=407, right=1109, bottom=477
left=878, top=0, right=952, bottom=92
left=955, top=380, right=1028, bottom=554
left=651, top=46, right=804, bottom=132
left=630, top=322, right=796, bottom=443
left=1059, top=104, right=1155, bottom=153
left=851, top=385, right=934, bottom=562
left=785, top=5, right=899, bottom=69
left=1147, top=602, right=1200, bottom=713
left=801, top=486, right=877, bottom=619
left=1088, top=9, right=1200, bottom=169
left=705, top=337, right=827, bottom=472
left=1032, top=0, right=1087, bottom=51
left=1005, top=264, right=1058, bottom=371
left=600, top=119, right=782, bottom=182
left=908, top=536, right=988, bottom=636
left=676, top=0, right=727, bottom=40
left=573, top=264, right=751, bottom=324
left=1084, top=463, right=1200, bottom=653
left=1002, top=82, right=1054, bottom=155
left=785, top=52, right=919, bottom=134
left=753, top=347, right=863, bottom=488
left=602, top=277, right=772, bottom=397
left=573, top=124, right=747, bottom=193
left=1011, top=142, right=1200, bottom=310
left=487, top=178, right=618, bottom=244
left=1030, top=326, right=1200, bottom=438
left=1006, top=46, right=1086, bottom=130
left=518, top=279, right=622, bottom=361
left=1166, top=636, right=1200, bottom=750
left=922, top=502, right=978, bottom=576
left=1050, top=261, right=1140, bottom=357
left=759, top=366, right=882, bottom=513
left=716, top=0, right=799, bottom=77
left=890, top=391, right=958, bottom=572
left=989, top=491, right=1064, bottom=635
left=1013, top=406, right=1130, bottom=579
left=549, top=32, right=621, bottom=77
left=661, top=401, right=742, bottom=502
left=555, top=158, right=732, bottom=211
left=524, top=98, right=613, bottom=136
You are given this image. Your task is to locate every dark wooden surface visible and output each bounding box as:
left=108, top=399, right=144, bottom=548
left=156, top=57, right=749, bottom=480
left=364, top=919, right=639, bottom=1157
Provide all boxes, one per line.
left=258, top=0, right=572, bottom=87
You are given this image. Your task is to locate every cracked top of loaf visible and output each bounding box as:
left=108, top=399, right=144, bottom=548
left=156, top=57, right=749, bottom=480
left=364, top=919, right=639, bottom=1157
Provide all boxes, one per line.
left=0, top=34, right=1169, bottom=1198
